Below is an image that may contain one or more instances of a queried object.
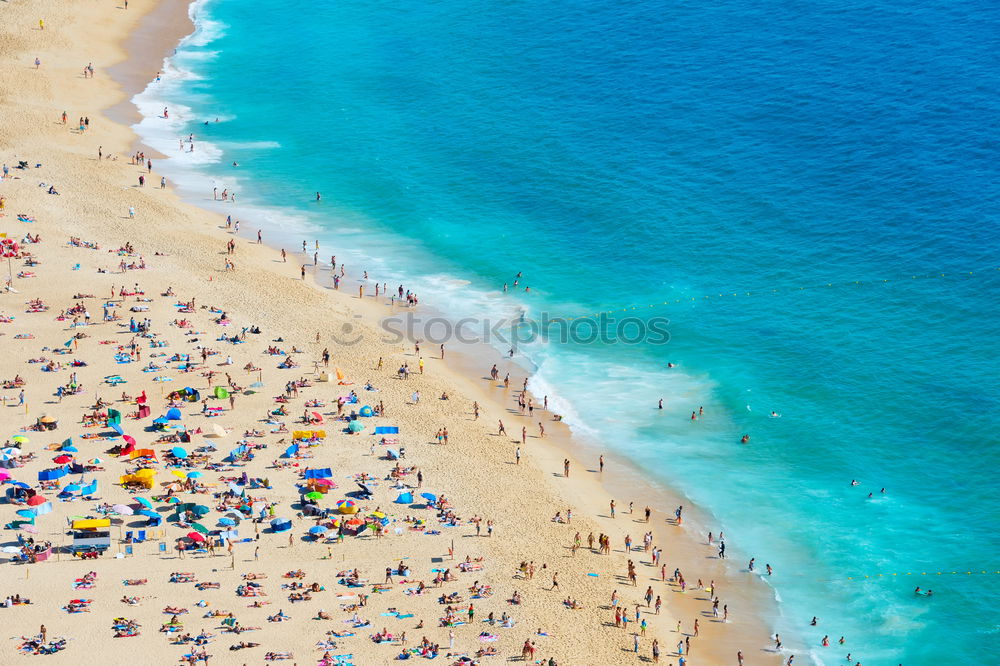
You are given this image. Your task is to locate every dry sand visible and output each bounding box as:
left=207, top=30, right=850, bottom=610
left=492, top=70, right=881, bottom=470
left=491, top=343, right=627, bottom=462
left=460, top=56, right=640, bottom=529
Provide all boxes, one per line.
left=0, top=1, right=782, bottom=664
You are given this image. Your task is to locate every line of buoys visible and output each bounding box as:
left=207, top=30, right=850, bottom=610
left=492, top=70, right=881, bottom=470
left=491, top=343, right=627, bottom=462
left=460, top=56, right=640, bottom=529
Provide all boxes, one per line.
left=846, top=570, right=1000, bottom=581
left=559, top=267, right=1000, bottom=321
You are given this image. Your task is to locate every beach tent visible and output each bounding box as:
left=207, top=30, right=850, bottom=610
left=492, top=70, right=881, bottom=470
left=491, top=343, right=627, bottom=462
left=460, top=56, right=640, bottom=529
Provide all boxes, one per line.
left=138, top=509, right=161, bottom=526
left=166, top=407, right=183, bottom=421
left=107, top=408, right=122, bottom=425
left=283, top=443, right=299, bottom=458
left=213, top=386, right=229, bottom=399
left=347, top=420, right=365, bottom=433
left=394, top=491, right=414, bottom=504
left=227, top=445, right=249, bottom=462
left=81, top=479, right=98, bottom=496
left=38, top=468, right=67, bottom=481
left=359, top=405, right=374, bottom=417
left=269, top=517, right=292, bottom=532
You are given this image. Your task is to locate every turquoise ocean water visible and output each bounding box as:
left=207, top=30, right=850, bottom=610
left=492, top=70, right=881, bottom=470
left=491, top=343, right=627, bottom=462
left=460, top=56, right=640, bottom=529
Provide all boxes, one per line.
left=134, top=1, right=1000, bottom=662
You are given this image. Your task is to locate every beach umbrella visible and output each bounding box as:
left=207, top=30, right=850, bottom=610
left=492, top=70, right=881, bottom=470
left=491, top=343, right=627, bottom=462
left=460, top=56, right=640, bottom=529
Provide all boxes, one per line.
left=190, top=504, right=211, bottom=516
left=166, top=408, right=183, bottom=421
left=11, top=481, right=30, bottom=489
left=60, top=444, right=78, bottom=453
left=109, top=423, right=125, bottom=436
left=186, top=470, right=203, bottom=479
left=171, top=447, right=188, bottom=459
left=190, top=522, right=209, bottom=534
left=16, top=510, right=35, bottom=520
left=386, top=448, right=400, bottom=459
left=420, top=492, right=437, bottom=504
left=313, top=478, right=334, bottom=487
left=304, top=491, right=324, bottom=501
left=166, top=496, right=182, bottom=504
left=186, top=531, right=205, bottom=542
left=63, top=483, right=82, bottom=493
left=31, top=501, right=53, bottom=515
left=122, top=435, right=136, bottom=447
left=218, top=517, right=236, bottom=527
left=347, top=420, right=364, bottom=433
left=211, top=424, right=228, bottom=438
left=249, top=381, right=264, bottom=388
left=11, top=436, right=28, bottom=445
left=1, top=546, right=22, bottom=554
left=133, top=496, right=153, bottom=510
left=171, top=470, right=188, bottom=480
left=20, top=524, right=37, bottom=533
left=26, top=495, right=47, bottom=506
left=308, top=525, right=328, bottom=536
left=0, top=470, right=9, bottom=481
left=53, top=454, right=73, bottom=464
left=88, top=457, right=103, bottom=465
left=138, top=509, right=159, bottom=520
left=112, top=504, right=134, bottom=515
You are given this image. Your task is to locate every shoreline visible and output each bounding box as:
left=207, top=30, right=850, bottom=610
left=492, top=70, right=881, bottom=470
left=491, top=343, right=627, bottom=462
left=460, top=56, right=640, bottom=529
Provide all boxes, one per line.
left=115, top=0, right=787, bottom=662
left=0, top=1, right=786, bottom=664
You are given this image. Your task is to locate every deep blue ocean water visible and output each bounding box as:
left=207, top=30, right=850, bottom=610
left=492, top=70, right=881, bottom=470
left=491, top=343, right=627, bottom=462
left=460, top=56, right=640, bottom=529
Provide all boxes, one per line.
left=135, top=0, right=1000, bottom=662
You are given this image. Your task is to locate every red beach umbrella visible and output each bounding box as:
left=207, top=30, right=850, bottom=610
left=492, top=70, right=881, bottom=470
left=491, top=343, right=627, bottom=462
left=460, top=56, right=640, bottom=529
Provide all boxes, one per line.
left=27, top=495, right=47, bottom=506
left=53, top=454, right=73, bottom=464
left=186, top=532, right=206, bottom=542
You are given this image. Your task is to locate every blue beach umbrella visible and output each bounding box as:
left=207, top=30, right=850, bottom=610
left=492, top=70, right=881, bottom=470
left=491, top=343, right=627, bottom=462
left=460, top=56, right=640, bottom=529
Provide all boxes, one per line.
left=186, top=470, right=203, bottom=479
left=109, top=423, right=125, bottom=436
left=218, top=517, right=236, bottom=527
left=420, top=492, right=437, bottom=503
left=133, top=496, right=154, bottom=510
left=171, top=447, right=188, bottom=459
left=308, top=525, right=328, bottom=536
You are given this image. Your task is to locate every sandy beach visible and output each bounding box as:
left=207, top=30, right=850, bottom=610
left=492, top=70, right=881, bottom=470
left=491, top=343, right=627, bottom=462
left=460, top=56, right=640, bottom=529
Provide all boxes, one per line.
left=0, top=1, right=782, bottom=664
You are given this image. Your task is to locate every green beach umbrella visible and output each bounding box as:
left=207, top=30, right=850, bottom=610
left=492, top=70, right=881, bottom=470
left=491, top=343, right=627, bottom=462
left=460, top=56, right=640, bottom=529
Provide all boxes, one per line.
left=190, top=522, right=209, bottom=534
left=304, top=491, right=323, bottom=501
